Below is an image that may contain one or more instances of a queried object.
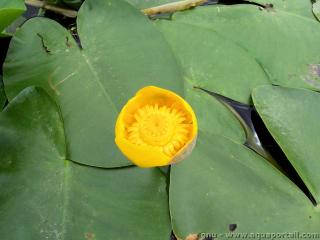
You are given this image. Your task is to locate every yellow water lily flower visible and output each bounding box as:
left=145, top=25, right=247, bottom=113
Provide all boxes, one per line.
left=115, top=86, right=198, bottom=167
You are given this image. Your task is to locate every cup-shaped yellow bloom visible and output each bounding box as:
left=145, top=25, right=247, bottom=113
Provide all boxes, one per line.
left=115, top=86, right=198, bottom=167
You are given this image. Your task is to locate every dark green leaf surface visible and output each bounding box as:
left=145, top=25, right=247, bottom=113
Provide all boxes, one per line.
left=185, top=85, right=246, bottom=144
left=162, top=4, right=320, bottom=238
left=253, top=85, right=320, bottom=203
left=4, top=0, right=182, bottom=168
left=156, top=20, right=270, bottom=104
left=156, top=18, right=270, bottom=143
left=169, top=5, right=320, bottom=91
left=170, top=132, right=320, bottom=239
left=0, top=87, right=171, bottom=239
left=3, top=2, right=320, bottom=239
left=0, top=0, right=25, bottom=35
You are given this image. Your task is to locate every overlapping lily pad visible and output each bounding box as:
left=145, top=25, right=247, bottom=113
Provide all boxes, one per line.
left=4, top=0, right=182, bottom=168
left=156, top=18, right=271, bottom=143
left=168, top=4, right=320, bottom=91
left=253, top=85, right=320, bottom=202
left=170, top=85, right=320, bottom=238
left=170, top=132, right=320, bottom=239
left=3, top=1, right=320, bottom=239
left=156, top=20, right=270, bottom=104
left=184, top=85, right=246, bottom=144
left=0, top=87, right=171, bottom=239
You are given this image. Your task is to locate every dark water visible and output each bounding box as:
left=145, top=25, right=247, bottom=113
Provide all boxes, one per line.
left=0, top=37, right=10, bottom=75
left=197, top=87, right=316, bottom=206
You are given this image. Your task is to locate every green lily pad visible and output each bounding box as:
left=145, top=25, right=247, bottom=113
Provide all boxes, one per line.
left=156, top=20, right=269, bottom=104
left=155, top=18, right=269, bottom=143
left=0, top=0, right=25, bottom=36
left=252, top=85, right=320, bottom=203
left=0, top=87, right=171, bottom=239
left=170, top=5, right=320, bottom=91
left=4, top=0, right=182, bottom=168
left=185, top=84, right=246, bottom=144
left=170, top=132, right=320, bottom=239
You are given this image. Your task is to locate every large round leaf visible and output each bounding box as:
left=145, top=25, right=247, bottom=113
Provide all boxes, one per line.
left=155, top=18, right=270, bottom=143
left=156, top=20, right=270, bottom=104
left=169, top=4, right=320, bottom=91
left=253, top=85, right=320, bottom=203
left=0, top=87, right=171, bottom=239
left=170, top=132, right=320, bottom=239
left=4, top=0, right=182, bottom=168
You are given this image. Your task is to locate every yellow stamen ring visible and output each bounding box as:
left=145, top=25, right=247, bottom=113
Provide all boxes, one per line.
left=127, top=104, right=190, bottom=157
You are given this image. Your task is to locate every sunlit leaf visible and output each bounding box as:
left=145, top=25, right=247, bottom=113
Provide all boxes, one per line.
left=0, top=87, right=171, bottom=239
left=168, top=5, right=320, bottom=90
left=4, top=0, right=182, bottom=168
left=170, top=132, right=320, bottom=239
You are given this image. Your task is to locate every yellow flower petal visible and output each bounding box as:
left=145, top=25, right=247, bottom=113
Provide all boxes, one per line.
left=115, top=86, right=198, bottom=167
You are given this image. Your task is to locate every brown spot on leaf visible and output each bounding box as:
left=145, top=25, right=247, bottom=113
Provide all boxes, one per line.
left=175, top=233, right=199, bottom=240
left=302, top=64, right=320, bottom=89
left=47, top=68, right=61, bottom=96
left=84, top=232, right=95, bottom=240
left=309, top=64, right=320, bottom=77
left=265, top=3, right=273, bottom=9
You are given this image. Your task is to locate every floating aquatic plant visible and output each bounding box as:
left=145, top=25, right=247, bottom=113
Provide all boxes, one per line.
left=115, top=86, right=197, bottom=167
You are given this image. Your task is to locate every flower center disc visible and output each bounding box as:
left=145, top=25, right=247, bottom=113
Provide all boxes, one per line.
left=140, top=112, right=174, bottom=146
left=127, top=104, right=190, bottom=157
